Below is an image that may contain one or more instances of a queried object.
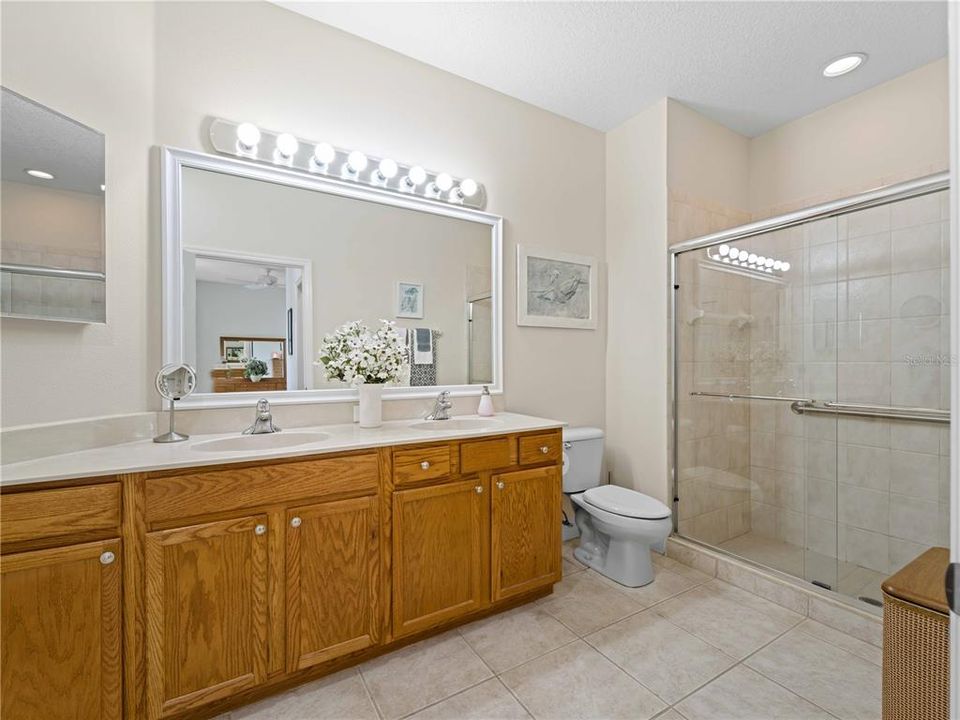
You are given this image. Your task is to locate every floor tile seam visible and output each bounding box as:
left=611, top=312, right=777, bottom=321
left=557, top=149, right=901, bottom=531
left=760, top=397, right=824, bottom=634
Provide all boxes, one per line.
left=791, top=621, right=883, bottom=667
left=736, top=622, right=848, bottom=720
left=668, top=659, right=843, bottom=720
left=579, top=628, right=705, bottom=709
left=357, top=665, right=386, bottom=720
left=490, top=636, right=582, bottom=677
left=495, top=675, right=538, bottom=719
left=598, top=572, right=714, bottom=609
left=393, top=675, right=501, bottom=720
left=737, top=660, right=846, bottom=720
left=356, top=665, right=387, bottom=720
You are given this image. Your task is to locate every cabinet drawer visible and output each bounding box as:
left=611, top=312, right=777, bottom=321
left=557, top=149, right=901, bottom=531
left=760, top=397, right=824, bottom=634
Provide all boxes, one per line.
left=518, top=432, right=562, bottom=466
left=393, top=446, right=452, bottom=485
left=461, top=437, right=516, bottom=473
left=146, top=453, right=379, bottom=523
left=0, top=483, right=120, bottom=546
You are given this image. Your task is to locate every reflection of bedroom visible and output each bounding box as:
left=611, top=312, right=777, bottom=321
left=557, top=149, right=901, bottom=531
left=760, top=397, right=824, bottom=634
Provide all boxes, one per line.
left=191, top=257, right=288, bottom=393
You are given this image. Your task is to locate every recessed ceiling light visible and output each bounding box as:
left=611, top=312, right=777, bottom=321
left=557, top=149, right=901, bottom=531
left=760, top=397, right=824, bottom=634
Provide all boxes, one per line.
left=822, top=53, right=867, bottom=78
left=25, top=169, right=54, bottom=180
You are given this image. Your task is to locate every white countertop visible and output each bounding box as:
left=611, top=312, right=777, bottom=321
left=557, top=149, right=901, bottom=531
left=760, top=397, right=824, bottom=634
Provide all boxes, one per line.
left=0, top=413, right=564, bottom=487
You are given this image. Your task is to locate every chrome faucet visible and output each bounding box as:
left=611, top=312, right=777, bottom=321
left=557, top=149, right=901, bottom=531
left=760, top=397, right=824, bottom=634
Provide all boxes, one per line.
left=425, top=390, right=453, bottom=421
left=243, top=398, right=281, bottom=434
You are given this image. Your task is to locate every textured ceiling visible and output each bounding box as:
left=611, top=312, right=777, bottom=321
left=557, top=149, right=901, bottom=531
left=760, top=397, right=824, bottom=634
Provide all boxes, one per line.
left=275, top=1, right=948, bottom=136
left=1, top=88, right=104, bottom=194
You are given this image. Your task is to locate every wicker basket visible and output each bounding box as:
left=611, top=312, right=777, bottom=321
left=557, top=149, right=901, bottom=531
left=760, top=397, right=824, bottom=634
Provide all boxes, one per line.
left=882, top=548, right=950, bottom=720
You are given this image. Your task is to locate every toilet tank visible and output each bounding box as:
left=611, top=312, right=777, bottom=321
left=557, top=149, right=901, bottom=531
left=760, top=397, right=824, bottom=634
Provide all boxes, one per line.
left=562, top=426, right=604, bottom=493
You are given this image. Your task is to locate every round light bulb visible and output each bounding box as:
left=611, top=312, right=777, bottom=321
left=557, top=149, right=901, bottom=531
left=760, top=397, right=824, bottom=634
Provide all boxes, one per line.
left=757, top=256, right=766, bottom=265
left=25, top=169, right=54, bottom=180
left=765, top=258, right=775, bottom=268
left=823, top=53, right=867, bottom=78
left=728, top=246, right=739, bottom=259
left=737, top=250, right=749, bottom=261
left=435, top=173, right=454, bottom=192
left=405, top=165, right=427, bottom=187
left=781, top=261, right=791, bottom=272
left=313, top=142, right=335, bottom=166
left=718, top=244, right=730, bottom=257
left=346, top=151, right=368, bottom=174
left=459, top=178, right=478, bottom=198
left=275, top=133, right=299, bottom=158
left=748, top=253, right=758, bottom=264
left=773, top=260, right=783, bottom=270
left=236, top=123, right=261, bottom=150
left=377, top=158, right=398, bottom=180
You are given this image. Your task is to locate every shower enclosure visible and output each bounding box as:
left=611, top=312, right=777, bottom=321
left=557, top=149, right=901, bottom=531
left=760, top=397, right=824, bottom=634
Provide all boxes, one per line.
left=670, top=173, right=950, bottom=608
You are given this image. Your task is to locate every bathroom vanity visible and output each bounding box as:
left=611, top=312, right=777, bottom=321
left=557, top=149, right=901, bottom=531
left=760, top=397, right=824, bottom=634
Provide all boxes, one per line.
left=0, top=415, right=563, bottom=720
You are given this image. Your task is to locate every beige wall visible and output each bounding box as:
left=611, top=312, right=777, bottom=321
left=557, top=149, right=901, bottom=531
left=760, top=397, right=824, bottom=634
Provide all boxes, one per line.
left=0, top=1, right=606, bottom=430
left=749, top=59, right=949, bottom=218
left=604, top=100, right=669, bottom=502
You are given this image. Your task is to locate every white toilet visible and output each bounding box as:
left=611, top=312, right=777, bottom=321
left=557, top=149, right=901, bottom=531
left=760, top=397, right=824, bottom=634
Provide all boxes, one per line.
left=563, top=427, right=672, bottom=587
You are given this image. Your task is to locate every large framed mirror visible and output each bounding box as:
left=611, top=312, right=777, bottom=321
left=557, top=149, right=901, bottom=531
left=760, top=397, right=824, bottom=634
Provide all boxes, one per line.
left=162, top=147, right=502, bottom=408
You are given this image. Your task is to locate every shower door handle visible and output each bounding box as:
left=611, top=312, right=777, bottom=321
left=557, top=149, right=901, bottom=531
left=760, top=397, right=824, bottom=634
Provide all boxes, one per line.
left=946, top=563, right=960, bottom=615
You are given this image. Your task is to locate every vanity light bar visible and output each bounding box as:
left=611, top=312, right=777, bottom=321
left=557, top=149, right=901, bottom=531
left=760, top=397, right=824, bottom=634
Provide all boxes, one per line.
left=208, top=118, right=486, bottom=210
left=705, top=244, right=791, bottom=275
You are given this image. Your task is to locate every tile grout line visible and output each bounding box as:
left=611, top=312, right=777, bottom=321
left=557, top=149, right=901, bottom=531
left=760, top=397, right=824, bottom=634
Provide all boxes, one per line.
left=356, top=665, right=385, bottom=720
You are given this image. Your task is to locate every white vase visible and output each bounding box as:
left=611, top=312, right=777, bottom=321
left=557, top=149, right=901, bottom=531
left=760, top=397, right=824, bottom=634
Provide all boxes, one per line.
left=357, top=383, right=384, bottom=428
left=249, top=375, right=263, bottom=383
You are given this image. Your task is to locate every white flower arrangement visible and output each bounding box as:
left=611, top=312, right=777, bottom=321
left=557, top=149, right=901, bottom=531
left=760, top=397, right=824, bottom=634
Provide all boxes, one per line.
left=315, top=319, right=408, bottom=385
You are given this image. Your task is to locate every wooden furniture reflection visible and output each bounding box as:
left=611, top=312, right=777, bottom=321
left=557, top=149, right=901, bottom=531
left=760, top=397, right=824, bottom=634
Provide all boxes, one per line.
left=211, top=368, right=286, bottom=393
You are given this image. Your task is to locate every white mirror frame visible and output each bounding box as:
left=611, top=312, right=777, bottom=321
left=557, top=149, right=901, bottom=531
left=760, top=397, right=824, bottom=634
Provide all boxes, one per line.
left=161, top=146, right=503, bottom=409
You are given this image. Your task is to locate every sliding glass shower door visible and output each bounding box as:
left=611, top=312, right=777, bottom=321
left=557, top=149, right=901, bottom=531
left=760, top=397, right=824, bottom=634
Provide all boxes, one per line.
left=673, top=181, right=950, bottom=609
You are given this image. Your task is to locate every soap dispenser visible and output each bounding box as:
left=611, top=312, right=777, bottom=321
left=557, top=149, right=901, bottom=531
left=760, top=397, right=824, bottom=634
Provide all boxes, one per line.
left=477, top=385, right=494, bottom=417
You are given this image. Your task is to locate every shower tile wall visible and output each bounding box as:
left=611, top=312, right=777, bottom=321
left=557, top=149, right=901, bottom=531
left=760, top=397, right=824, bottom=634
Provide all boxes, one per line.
left=744, top=190, right=950, bottom=593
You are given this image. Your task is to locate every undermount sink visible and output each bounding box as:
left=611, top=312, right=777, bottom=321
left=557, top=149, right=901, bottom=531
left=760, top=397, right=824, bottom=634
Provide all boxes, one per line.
left=407, top=418, right=502, bottom=432
left=191, top=432, right=330, bottom=453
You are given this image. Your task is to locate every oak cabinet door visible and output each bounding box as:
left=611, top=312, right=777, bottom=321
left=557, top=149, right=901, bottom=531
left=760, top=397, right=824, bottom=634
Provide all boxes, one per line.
left=286, top=496, right=380, bottom=671
left=1, top=539, right=121, bottom=720
left=145, top=515, right=269, bottom=719
left=491, top=466, right=562, bottom=602
left=392, top=479, right=487, bottom=637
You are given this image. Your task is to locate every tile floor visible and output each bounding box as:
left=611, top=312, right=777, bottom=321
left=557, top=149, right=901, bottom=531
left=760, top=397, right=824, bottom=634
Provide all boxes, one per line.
left=219, top=544, right=881, bottom=720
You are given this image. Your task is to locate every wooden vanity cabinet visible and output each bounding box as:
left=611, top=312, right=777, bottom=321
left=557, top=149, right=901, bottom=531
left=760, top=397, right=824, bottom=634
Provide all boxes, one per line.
left=285, top=495, right=380, bottom=671
left=491, top=466, right=562, bottom=602
left=144, top=514, right=270, bottom=719
left=392, top=477, right=488, bottom=637
left=1, top=538, right=122, bottom=720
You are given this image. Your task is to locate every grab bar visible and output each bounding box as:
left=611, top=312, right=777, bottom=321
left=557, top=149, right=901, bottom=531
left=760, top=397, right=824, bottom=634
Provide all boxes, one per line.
left=690, top=391, right=813, bottom=403
left=790, top=400, right=949, bottom=424
left=0, top=262, right=105, bottom=281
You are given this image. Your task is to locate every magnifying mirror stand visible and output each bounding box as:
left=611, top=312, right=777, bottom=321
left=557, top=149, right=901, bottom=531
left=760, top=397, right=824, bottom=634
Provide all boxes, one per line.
left=154, top=397, right=189, bottom=443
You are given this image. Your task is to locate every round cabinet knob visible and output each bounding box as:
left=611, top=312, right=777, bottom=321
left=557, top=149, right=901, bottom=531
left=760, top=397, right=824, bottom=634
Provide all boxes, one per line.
left=255, top=524, right=267, bottom=536
left=290, top=516, right=302, bottom=528
left=540, top=446, right=550, bottom=454
left=99, top=551, right=115, bottom=566
left=496, top=481, right=505, bottom=490
left=420, top=461, right=430, bottom=470
left=475, top=485, right=483, bottom=494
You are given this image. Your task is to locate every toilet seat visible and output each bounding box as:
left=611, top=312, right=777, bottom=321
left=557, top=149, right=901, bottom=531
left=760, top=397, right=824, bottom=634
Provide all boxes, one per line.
left=583, top=485, right=671, bottom=520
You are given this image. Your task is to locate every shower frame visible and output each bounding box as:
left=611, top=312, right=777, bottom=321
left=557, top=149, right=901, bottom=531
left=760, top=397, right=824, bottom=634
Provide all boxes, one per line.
left=667, top=171, right=951, bottom=567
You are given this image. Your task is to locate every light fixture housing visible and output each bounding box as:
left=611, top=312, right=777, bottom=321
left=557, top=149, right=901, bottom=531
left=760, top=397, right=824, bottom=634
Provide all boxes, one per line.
left=822, top=53, right=867, bottom=78
left=25, top=169, right=55, bottom=180
left=209, top=118, right=486, bottom=209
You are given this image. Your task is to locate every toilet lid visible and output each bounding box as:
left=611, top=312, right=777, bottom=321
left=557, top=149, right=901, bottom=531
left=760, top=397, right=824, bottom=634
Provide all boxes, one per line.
left=583, top=485, right=671, bottom=519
